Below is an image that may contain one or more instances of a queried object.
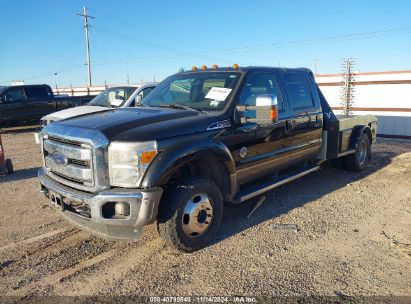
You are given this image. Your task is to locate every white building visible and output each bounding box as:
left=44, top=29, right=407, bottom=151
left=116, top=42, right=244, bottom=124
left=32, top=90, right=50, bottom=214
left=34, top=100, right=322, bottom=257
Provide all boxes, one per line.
left=316, top=70, right=411, bottom=139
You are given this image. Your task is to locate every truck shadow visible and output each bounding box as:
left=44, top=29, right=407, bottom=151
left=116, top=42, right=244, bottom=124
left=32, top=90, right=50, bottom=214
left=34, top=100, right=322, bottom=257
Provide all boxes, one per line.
left=0, top=167, right=40, bottom=183
left=214, top=148, right=400, bottom=246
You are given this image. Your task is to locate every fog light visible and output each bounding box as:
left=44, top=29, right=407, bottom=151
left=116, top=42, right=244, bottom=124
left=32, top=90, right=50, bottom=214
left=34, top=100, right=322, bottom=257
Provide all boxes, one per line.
left=115, top=202, right=130, bottom=217
left=102, top=202, right=130, bottom=219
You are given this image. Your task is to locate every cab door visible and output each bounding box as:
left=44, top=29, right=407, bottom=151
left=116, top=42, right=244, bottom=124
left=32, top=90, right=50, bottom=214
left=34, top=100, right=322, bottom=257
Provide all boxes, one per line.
left=224, top=71, right=293, bottom=185
left=276, top=70, right=323, bottom=161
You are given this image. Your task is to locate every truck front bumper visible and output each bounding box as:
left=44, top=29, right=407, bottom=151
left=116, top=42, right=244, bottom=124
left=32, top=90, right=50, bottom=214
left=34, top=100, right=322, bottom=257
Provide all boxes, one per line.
left=38, top=168, right=163, bottom=241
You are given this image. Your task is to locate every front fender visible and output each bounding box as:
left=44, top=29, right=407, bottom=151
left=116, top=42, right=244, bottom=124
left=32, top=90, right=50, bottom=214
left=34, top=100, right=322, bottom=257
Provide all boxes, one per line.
left=141, top=138, right=236, bottom=193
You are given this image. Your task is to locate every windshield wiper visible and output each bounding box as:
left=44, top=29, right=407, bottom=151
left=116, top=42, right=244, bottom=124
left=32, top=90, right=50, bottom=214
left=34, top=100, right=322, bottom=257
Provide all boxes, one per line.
left=160, top=104, right=201, bottom=113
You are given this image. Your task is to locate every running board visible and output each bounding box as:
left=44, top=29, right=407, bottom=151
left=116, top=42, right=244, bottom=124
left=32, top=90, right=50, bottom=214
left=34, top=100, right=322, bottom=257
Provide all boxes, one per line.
left=234, top=165, right=320, bottom=203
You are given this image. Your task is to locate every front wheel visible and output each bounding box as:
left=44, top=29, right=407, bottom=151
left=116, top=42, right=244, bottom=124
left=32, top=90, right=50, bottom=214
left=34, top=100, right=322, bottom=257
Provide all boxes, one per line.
left=344, top=133, right=371, bottom=171
left=157, top=178, right=223, bottom=252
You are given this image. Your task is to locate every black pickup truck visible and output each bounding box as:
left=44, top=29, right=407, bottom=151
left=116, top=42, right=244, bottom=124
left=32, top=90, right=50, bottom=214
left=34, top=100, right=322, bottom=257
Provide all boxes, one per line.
left=0, top=84, right=92, bottom=126
left=38, top=66, right=377, bottom=252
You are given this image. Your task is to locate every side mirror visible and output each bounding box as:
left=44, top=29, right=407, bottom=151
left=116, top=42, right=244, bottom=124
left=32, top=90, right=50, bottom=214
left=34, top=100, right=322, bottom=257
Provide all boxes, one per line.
left=135, top=94, right=143, bottom=106
left=255, top=94, right=279, bottom=123
left=236, top=94, right=279, bottom=125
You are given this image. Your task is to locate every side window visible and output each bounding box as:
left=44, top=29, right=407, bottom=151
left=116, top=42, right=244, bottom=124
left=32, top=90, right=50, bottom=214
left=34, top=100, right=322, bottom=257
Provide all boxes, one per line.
left=283, top=73, right=314, bottom=109
left=4, top=87, right=25, bottom=102
left=139, top=87, right=154, bottom=100
left=108, top=88, right=127, bottom=106
left=239, top=72, right=282, bottom=118
left=25, top=86, right=50, bottom=99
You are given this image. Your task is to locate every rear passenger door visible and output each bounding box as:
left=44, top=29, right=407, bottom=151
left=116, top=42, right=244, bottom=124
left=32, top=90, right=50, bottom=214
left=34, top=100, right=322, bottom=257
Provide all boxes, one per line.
left=24, top=85, right=55, bottom=119
left=276, top=70, right=323, bottom=161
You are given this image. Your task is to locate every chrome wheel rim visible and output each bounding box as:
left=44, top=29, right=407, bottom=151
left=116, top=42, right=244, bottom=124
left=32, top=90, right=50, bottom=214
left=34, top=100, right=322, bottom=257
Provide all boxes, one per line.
left=358, top=140, right=368, bottom=166
left=182, top=193, right=213, bottom=238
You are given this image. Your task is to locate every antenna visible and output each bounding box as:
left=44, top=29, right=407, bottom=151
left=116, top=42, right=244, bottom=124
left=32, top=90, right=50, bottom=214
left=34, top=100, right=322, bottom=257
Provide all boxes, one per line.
left=340, top=58, right=356, bottom=115
left=76, top=6, right=95, bottom=87
left=313, top=58, right=318, bottom=74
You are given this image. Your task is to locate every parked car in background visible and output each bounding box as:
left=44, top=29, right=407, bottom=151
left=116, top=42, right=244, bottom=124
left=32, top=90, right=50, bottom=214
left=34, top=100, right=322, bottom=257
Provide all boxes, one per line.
left=0, top=84, right=92, bottom=126
left=39, top=83, right=157, bottom=126
left=34, top=83, right=157, bottom=144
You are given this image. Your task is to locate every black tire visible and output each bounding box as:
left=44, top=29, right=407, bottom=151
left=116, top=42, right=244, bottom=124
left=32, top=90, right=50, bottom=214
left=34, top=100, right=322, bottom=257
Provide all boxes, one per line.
left=6, top=159, right=13, bottom=174
left=344, top=133, right=371, bottom=172
left=157, top=177, right=223, bottom=252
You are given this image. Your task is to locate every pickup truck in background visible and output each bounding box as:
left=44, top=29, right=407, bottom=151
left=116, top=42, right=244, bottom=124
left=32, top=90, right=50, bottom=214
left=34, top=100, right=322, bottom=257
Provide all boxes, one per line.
left=38, top=65, right=377, bottom=252
left=0, top=84, right=92, bottom=126
left=39, top=83, right=157, bottom=126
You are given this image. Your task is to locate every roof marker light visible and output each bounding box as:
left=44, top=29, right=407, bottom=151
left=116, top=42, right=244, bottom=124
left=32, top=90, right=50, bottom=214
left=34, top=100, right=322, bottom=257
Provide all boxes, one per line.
left=232, top=63, right=239, bottom=70
left=201, top=65, right=207, bottom=70
left=212, top=64, right=218, bottom=69
left=191, top=66, right=198, bottom=71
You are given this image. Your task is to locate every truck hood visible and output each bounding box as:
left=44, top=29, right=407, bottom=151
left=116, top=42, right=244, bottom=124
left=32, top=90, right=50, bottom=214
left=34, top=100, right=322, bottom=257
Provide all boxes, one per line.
left=41, top=105, right=112, bottom=123
left=56, top=107, right=222, bottom=141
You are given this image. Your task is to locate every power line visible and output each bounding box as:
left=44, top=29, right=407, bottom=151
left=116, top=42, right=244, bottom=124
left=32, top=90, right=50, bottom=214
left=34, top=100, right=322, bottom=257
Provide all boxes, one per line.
left=87, top=7, right=202, bottom=49
left=88, top=7, right=233, bottom=63
left=90, top=26, right=411, bottom=66
left=0, top=64, right=84, bottom=84
left=92, top=25, right=224, bottom=63
left=3, top=26, right=409, bottom=84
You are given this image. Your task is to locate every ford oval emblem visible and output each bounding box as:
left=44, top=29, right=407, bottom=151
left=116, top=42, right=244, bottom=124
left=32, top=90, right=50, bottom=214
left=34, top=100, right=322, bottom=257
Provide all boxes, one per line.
left=52, top=152, right=69, bottom=167
left=239, top=147, right=248, bottom=158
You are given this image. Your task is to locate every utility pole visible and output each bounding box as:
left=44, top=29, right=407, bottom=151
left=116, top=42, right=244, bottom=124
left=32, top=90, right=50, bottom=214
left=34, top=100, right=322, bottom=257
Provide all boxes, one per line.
left=77, top=6, right=94, bottom=87
left=340, top=58, right=356, bottom=116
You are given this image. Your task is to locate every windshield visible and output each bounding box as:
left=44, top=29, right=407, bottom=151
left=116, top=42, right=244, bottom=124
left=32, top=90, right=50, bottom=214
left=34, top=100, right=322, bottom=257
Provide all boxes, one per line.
left=89, top=86, right=137, bottom=107
left=142, top=72, right=241, bottom=111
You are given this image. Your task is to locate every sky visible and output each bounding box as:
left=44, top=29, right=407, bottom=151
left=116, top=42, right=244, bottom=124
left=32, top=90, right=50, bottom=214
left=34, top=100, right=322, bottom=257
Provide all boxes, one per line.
left=0, top=0, right=410, bottom=87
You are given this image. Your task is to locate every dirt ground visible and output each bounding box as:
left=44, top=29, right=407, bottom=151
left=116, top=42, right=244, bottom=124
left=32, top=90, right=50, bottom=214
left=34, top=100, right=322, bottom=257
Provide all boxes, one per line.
left=0, top=130, right=410, bottom=302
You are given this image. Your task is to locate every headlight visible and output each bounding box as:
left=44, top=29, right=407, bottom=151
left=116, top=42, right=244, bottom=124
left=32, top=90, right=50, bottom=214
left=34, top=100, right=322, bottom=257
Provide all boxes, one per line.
left=108, top=141, right=157, bottom=187
left=40, top=119, right=48, bottom=127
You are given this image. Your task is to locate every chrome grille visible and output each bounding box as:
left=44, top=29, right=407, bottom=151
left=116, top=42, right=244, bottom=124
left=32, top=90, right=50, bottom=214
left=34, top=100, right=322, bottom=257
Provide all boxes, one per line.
left=41, top=124, right=110, bottom=193
left=48, top=135, right=83, bottom=147
left=51, top=170, right=85, bottom=184
left=70, top=159, right=90, bottom=167
left=43, top=135, right=94, bottom=188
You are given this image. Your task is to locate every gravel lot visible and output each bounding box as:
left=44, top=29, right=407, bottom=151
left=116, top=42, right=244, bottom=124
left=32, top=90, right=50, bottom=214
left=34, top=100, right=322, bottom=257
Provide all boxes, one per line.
left=0, top=130, right=410, bottom=302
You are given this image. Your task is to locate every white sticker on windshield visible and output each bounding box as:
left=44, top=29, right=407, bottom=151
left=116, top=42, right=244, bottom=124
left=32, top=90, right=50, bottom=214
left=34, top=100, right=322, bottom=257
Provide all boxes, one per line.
left=205, top=87, right=232, bottom=101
